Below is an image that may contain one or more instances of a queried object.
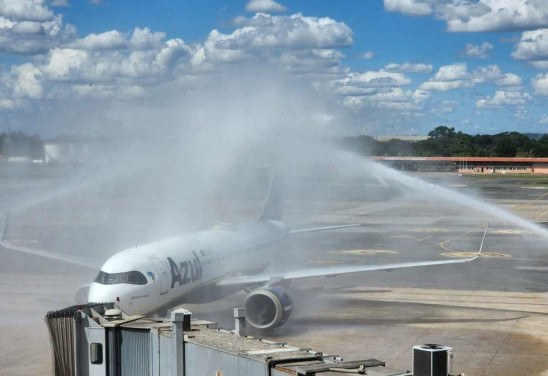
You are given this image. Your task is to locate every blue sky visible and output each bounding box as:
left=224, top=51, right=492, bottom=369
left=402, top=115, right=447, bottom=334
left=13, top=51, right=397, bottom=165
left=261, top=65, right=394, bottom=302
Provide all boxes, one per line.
left=0, top=0, right=547, bottom=136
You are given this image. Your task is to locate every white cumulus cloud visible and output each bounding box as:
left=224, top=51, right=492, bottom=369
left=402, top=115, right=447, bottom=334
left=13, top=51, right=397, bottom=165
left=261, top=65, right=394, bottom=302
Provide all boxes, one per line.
left=67, top=28, right=167, bottom=51
left=512, top=29, right=548, bottom=68
left=476, top=89, right=532, bottom=108
left=197, top=13, right=352, bottom=75
left=432, top=63, right=468, bottom=81
left=334, top=69, right=428, bottom=112
left=419, top=63, right=472, bottom=91
left=384, top=0, right=548, bottom=32
left=50, top=0, right=69, bottom=7
left=496, top=73, right=522, bottom=87
left=384, top=62, right=433, bottom=73
left=70, top=30, right=127, bottom=50
left=208, top=13, right=352, bottom=51
left=0, top=0, right=75, bottom=54
left=358, top=50, right=374, bottom=59
left=42, top=48, right=88, bottom=81
left=472, top=65, right=523, bottom=87
left=419, top=63, right=522, bottom=92
left=337, top=70, right=411, bottom=88
left=342, top=87, right=429, bottom=111
left=462, top=42, right=493, bottom=58
left=11, top=63, right=43, bottom=99
left=130, top=27, right=166, bottom=50
left=0, top=0, right=53, bottom=22
left=7, top=26, right=194, bottom=103
left=245, top=0, right=287, bottom=13
left=384, top=0, right=432, bottom=16
left=532, top=73, right=548, bottom=95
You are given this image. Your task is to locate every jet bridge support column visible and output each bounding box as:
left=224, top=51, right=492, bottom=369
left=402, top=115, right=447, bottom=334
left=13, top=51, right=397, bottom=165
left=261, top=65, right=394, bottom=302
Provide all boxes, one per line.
left=234, top=308, right=246, bottom=337
left=171, top=309, right=191, bottom=376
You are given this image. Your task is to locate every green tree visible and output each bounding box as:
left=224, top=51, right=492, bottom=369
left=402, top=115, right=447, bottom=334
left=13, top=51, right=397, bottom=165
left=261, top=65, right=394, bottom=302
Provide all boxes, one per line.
left=0, top=131, right=44, bottom=160
left=494, top=136, right=516, bottom=157
left=428, top=126, right=456, bottom=139
left=340, top=128, right=548, bottom=158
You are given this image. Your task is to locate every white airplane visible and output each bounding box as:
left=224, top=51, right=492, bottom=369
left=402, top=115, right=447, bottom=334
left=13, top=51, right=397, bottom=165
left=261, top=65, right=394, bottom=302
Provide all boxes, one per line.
left=0, top=179, right=487, bottom=330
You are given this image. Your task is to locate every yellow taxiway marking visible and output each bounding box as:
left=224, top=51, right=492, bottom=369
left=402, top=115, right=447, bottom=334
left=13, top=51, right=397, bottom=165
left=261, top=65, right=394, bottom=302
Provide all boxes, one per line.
left=534, top=209, right=548, bottom=220
left=438, top=227, right=477, bottom=252
left=341, top=287, right=548, bottom=314
left=513, top=191, right=548, bottom=212
left=492, top=229, right=529, bottom=235
left=413, top=228, right=450, bottom=233
left=441, top=251, right=512, bottom=258
left=417, top=234, right=434, bottom=242
left=437, top=224, right=490, bottom=254
left=330, top=249, right=399, bottom=256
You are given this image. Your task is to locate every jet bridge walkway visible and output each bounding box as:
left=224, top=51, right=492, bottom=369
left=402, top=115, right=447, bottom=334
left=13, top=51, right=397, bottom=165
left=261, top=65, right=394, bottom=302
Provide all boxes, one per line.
left=44, top=302, right=458, bottom=376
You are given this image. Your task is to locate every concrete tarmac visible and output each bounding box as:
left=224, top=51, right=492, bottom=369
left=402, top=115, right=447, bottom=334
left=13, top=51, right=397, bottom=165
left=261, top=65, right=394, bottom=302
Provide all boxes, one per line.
left=0, top=166, right=547, bottom=375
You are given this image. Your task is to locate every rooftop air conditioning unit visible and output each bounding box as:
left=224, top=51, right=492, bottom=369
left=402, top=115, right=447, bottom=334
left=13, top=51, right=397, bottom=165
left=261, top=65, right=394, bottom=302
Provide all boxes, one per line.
left=413, top=344, right=453, bottom=376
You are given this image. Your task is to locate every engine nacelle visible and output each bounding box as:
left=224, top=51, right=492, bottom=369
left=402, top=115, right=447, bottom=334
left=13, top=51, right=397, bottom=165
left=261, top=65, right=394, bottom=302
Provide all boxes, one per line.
left=244, top=287, right=293, bottom=330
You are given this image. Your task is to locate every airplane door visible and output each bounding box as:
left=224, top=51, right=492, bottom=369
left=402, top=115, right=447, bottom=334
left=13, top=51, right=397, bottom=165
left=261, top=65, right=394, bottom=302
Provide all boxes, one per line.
left=86, top=326, right=106, bottom=376
left=150, top=257, right=170, bottom=295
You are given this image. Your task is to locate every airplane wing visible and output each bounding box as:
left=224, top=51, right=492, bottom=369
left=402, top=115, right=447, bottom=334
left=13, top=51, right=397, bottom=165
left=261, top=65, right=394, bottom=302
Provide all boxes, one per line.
left=219, top=224, right=488, bottom=286
left=289, top=224, right=361, bottom=235
left=0, top=212, right=99, bottom=269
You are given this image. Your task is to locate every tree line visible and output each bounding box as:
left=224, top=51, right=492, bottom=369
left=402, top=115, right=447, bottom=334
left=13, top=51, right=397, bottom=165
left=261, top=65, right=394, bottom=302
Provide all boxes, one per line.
left=2, top=127, right=548, bottom=160
left=341, top=126, right=548, bottom=158
left=0, top=132, right=44, bottom=160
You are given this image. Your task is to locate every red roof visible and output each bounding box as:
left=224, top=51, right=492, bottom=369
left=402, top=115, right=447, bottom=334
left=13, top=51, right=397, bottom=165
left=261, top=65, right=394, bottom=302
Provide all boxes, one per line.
left=371, top=156, right=548, bottom=163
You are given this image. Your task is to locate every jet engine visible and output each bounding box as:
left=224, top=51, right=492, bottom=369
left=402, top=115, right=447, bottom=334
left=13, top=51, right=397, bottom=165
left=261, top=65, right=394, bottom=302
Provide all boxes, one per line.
left=244, top=287, right=293, bottom=330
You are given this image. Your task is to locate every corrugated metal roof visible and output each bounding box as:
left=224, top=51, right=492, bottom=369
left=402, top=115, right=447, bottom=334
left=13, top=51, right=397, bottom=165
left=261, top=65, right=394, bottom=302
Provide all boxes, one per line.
left=372, top=156, right=548, bottom=163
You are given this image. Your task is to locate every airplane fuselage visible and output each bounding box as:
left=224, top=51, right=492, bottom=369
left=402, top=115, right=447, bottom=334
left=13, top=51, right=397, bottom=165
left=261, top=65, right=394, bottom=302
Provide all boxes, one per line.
left=88, top=220, right=288, bottom=315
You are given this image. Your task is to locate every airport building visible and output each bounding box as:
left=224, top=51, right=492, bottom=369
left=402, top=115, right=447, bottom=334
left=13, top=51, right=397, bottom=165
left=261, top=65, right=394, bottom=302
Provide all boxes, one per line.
left=372, top=156, right=548, bottom=174
left=44, top=140, right=92, bottom=164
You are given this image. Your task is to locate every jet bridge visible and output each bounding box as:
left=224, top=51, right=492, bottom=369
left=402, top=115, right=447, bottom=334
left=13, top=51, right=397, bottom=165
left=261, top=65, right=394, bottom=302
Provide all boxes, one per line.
left=44, top=303, right=459, bottom=376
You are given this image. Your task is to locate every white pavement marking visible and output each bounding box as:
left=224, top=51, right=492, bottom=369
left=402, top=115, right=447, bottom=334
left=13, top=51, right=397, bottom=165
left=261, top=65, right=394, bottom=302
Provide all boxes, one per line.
left=514, top=266, right=548, bottom=272
left=330, top=249, right=399, bottom=256
left=441, top=251, right=512, bottom=258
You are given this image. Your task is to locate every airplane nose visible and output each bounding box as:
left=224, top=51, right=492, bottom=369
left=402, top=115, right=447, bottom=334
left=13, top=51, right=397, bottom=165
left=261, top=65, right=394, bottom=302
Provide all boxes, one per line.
left=88, top=283, right=115, bottom=303
left=88, top=283, right=139, bottom=315
left=88, top=283, right=129, bottom=306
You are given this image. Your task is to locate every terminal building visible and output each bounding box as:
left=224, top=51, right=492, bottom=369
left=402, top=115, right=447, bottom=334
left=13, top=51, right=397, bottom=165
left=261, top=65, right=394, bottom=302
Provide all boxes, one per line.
left=44, top=139, right=93, bottom=165
left=372, top=156, right=548, bottom=174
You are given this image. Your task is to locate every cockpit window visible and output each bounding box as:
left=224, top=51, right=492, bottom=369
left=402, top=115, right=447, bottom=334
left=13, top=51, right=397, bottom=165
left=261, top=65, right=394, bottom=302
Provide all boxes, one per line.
left=95, top=271, right=147, bottom=285
left=127, top=271, right=148, bottom=284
